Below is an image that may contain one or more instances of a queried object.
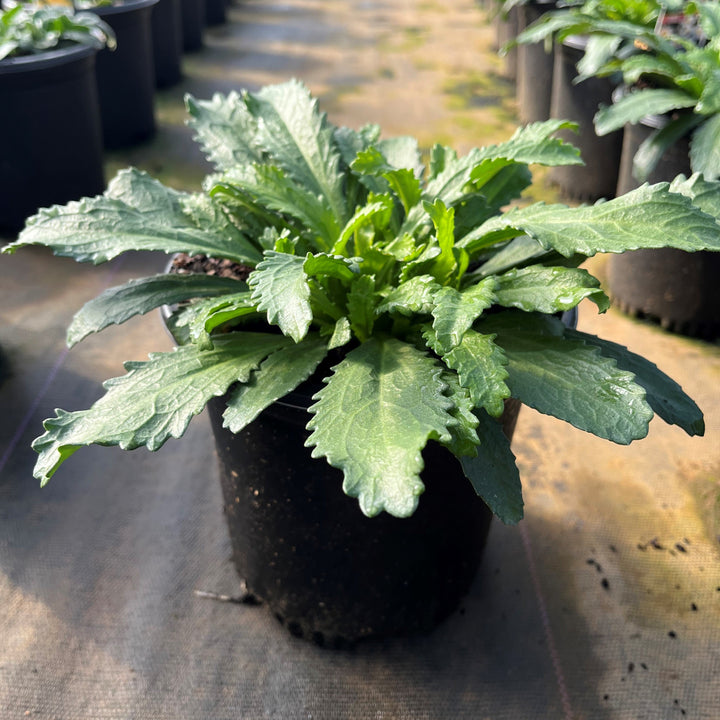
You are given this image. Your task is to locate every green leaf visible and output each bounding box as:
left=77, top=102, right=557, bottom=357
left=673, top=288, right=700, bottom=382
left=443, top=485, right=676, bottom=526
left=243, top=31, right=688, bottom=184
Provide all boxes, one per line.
left=459, top=409, right=523, bottom=525
left=594, top=89, right=697, bottom=136
left=333, top=198, right=393, bottom=255
left=176, top=291, right=257, bottom=344
left=690, top=114, right=720, bottom=180
left=429, top=278, right=497, bottom=352
left=249, top=80, right=348, bottom=229
left=223, top=335, right=328, bottom=432
left=32, top=333, right=291, bottom=485
left=185, top=91, right=261, bottom=171
left=495, top=265, right=610, bottom=313
left=481, top=312, right=654, bottom=443
left=376, top=275, right=441, bottom=316
left=440, top=372, right=480, bottom=458
left=476, top=119, right=583, bottom=167
left=305, top=338, right=455, bottom=518
left=327, top=316, right=352, bottom=349
left=424, top=199, right=458, bottom=284
left=304, top=253, right=357, bottom=282
left=564, top=329, right=705, bottom=436
left=434, top=329, right=510, bottom=417
left=472, top=184, right=720, bottom=258
left=223, top=164, right=341, bottom=251
left=2, top=169, right=258, bottom=265
left=632, top=113, right=702, bottom=182
left=248, top=251, right=312, bottom=342
left=66, top=273, right=244, bottom=347
left=347, top=275, right=376, bottom=341
left=669, top=173, right=720, bottom=217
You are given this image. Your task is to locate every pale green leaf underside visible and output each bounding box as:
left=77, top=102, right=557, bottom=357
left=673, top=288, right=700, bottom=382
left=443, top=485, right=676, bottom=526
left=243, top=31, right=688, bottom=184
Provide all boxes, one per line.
left=473, top=183, right=720, bottom=257
left=3, top=169, right=256, bottom=265
left=32, top=333, right=291, bottom=485
left=223, top=335, right=328, bottom=432
left=248, top=251, right=312, bottom=342
left=67, top=273, right=245, bottom=347
left=306, top=338, right=455, bottom=518
left=482, top=312, right=654, bottom=443
left=460, top=409, right=523, bottom=525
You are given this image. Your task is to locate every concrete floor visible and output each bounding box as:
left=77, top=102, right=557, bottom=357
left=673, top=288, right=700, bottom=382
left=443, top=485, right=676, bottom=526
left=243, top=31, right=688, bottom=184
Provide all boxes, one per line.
left=1, top=1, right=719, bottom=718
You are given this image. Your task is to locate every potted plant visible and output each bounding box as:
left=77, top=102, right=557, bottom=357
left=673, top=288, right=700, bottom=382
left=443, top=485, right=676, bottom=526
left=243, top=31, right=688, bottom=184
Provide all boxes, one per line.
left=584, top=1, right=720, bottom=337
left=3, top=80, right=719, bottom=644
left=591, top=0, right=720, bottom=185
left=0, top=2, right=115, bottom=234
left=511, top=0, right=676, bottom=199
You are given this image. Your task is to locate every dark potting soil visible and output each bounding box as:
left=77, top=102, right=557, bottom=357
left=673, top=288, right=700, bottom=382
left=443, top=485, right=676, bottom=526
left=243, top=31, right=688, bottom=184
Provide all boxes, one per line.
left=170, top=253, right=252, bottom=281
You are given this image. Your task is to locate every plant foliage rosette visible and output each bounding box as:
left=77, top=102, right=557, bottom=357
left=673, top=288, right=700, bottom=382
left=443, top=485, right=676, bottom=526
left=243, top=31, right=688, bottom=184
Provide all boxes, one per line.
left=4, top=80, right=720, bottom=523
left=0, top=2, right=115, bottom=61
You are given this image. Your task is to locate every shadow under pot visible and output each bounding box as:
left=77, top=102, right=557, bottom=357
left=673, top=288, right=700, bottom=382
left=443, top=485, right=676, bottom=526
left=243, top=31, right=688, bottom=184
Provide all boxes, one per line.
left=206, top=382, right=522, bottom=647
left=0, top=45, right=105, bottom=235
left=548, top=35, right=623, bottom=202
left=91, top=0, right=159, bottom=149
left=608, top=111, right=720, bottom=340
left=516, top=0, right=557, bottom=124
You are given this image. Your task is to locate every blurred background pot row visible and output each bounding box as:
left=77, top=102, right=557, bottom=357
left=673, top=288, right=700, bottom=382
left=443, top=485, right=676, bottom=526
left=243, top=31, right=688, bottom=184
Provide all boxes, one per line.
left=0, top=0, right=231, bottom=234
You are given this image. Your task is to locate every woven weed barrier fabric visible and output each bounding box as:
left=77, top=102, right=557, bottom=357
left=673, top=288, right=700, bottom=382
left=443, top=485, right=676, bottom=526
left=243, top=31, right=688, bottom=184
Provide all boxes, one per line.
left=1, top=0, right=719, bottom=713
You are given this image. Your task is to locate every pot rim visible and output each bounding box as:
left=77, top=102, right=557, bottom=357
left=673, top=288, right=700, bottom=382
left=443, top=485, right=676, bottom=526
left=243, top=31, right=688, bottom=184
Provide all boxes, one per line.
left=90, top=0, right=160, bottom=17
left=0, top=43, right=96, bottom=75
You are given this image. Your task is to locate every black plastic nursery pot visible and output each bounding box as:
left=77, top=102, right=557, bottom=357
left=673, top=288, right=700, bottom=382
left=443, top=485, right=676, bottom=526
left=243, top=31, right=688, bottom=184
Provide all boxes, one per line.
left=609, top=114, right=720, bottom=340
left=0, top=45, right=105, bottom=235
left=206, top=386, right=522, bottom=646
left=92, top=0, right=159, bottom=149
left=548, top=35, right=623, bottom=201
left=516, top=0, right=556, bottom=124
left=151, top=0, right=183, bottom=87
left=205, top=0, right=226, bottom=26
left=181, top=0, right=205, bottom=52
left=494, top=5, right=519, bottom=80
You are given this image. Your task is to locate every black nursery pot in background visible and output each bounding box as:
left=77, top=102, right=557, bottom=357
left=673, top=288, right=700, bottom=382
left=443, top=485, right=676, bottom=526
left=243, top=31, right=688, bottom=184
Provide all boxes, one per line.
left=548, top=35, right=623, bottom=201
left=207, top=388, right=522, bottom=646
left=92, top=0, right=159, bottom=149
left=205, top=0, right=226, bottom=26
left=0, top=46, right=105, bottom=235
left=181, top=0, right=205, bottom=52
left=151, top=0, right=183, bottom=87
left=609, top=115, right=720, bottom=340
left=516, top=0, right=556, bottom=124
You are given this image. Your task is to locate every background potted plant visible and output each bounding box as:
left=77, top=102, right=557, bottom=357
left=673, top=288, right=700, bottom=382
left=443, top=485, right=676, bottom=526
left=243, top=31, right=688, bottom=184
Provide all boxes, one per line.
left=511, top=0, right=678, bottom=199
left=583, top=0, right=720, bottom=338
left=3, top=80, right=719, bottom=644
left=0, top=1, right=114, bottom=234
